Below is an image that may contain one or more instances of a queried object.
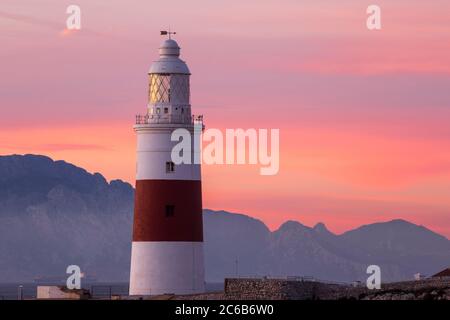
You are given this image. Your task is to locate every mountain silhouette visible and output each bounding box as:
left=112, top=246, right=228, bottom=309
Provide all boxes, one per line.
left=0, top=154, right=449, bottom=283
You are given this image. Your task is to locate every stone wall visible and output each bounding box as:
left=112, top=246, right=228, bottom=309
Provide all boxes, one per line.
left=222, top=278, right=450, bottom=300
left=224, top=278, right=346, bottom=300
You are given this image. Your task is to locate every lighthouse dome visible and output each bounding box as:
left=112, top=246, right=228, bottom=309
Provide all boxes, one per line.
left=149, top=38, right=190, bottom=74
left=159, top=39, right=180, bottom=56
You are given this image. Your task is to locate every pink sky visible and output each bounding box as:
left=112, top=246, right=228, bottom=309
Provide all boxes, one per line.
left=1, top=0, right=450, bottom=237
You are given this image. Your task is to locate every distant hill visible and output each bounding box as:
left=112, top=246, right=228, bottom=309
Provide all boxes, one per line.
left=0, top=154, right=449, bottom=283
left=0, top=154, right=134, bottom=282
left=205, top=212, right=450, bottom=282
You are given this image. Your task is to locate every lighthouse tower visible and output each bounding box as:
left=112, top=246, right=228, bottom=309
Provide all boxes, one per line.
left=129, top=36, right=205, bottom=295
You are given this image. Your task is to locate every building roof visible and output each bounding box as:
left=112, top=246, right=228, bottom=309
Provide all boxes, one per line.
left=432, top=268, right=450, bottom=277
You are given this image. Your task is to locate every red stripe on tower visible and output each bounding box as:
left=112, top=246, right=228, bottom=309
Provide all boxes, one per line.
left=133, top=180, right=203, bottom=242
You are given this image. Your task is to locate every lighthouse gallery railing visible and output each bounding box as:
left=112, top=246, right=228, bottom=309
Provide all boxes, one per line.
left=135, top=114, right=203, bottom=125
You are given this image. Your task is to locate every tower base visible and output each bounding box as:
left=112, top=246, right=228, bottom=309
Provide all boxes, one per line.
left=129, top=241, right=205, bottom=295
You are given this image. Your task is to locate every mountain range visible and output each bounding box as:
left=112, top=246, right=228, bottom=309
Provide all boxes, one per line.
left=0, top=154, right=449, bottom=283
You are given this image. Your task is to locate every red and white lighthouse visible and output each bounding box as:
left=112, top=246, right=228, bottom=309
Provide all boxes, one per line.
left=129, top=36, right=205, bottom=295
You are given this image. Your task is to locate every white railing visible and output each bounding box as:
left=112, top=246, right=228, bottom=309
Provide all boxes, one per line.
left=135, top=114, right=203, bottom=125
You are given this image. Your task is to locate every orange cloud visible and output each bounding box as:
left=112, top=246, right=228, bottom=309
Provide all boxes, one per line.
left=59, top=28, right=78, bottom=37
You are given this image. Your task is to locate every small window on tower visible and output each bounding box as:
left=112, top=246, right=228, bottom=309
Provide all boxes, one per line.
left=165, top=205, right=175, bottom=217
left=181, top=108, right=184, bottom=114
left=156, top=108, right=161, bottom=114
left=164, top=107, right=169, bottom=114
left=166, top=161, right=175, bottom=173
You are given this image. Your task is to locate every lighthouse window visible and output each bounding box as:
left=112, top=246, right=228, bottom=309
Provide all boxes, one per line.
left=166, top=161, right=175, bottom=173
left=150, top=74, right=171, bottom=103
left=164, top=107, right=169, bottom=114
left=149, top=74, right=189, bottom=104
left=165, top=205, right=175, bottom=217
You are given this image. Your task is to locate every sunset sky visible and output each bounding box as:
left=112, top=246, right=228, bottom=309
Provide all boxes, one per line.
left=1, top=0, right=450, bottom=237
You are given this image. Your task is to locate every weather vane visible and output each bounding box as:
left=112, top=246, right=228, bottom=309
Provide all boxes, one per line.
left=160, top=29, right=176, bottom=39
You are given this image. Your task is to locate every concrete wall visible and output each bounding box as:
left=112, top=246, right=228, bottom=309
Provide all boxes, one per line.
left=36, top=286, right=90, bottom=300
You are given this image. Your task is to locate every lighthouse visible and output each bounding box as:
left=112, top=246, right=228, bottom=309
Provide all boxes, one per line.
left=129, top=35, right=205, bottom=295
